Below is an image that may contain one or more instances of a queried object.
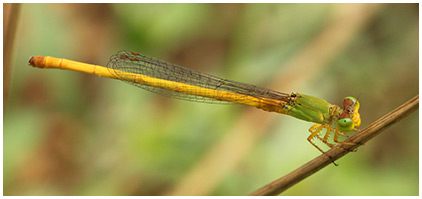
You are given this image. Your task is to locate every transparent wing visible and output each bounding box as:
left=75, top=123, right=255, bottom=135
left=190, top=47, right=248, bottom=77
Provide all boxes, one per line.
left=106, top=50, right=289, bottom=104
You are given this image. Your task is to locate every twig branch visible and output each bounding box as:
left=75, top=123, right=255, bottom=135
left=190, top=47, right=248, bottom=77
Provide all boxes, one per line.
left=250, top=94, right=419, bottom=196
left=4, top=3, right=21, bottom=112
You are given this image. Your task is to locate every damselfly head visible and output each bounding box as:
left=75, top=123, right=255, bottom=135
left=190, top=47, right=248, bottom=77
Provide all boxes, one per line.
left=337, top=96, right=361, bottom=132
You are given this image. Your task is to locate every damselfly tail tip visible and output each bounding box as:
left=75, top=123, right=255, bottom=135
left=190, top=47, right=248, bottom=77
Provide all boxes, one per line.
left=28, top=56, right=45, bottom=68
left=28, top=56, right=35, bottom=66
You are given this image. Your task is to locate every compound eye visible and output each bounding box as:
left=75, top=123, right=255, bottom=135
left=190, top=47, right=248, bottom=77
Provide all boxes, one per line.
left=337, top=118, right=354, bottom=132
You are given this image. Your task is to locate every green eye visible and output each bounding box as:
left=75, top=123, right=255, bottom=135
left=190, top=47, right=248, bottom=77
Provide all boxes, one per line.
left=337, top=118, right=354, bottom=132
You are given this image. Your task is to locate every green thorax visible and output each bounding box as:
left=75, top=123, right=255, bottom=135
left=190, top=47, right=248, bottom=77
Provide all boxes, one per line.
left=285, top=93, right=342, bottom=124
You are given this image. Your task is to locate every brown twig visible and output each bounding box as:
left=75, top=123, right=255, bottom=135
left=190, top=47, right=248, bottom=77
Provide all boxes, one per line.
left=250, top=95, right=419, bottom=196
left=4, top=3, right=21, bottom=112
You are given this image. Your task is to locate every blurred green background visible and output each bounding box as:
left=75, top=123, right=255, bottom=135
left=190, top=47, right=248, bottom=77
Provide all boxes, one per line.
left=4, top=3, right=418, bottom=196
